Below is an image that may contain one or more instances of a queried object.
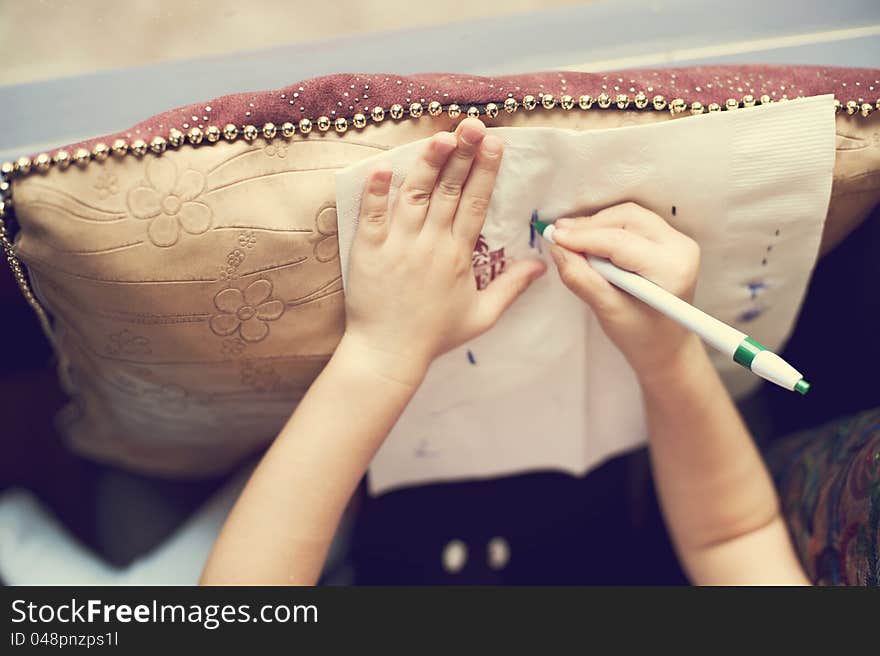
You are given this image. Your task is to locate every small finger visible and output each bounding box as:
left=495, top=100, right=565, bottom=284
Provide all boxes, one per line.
left=356, top=167, right=393, bottom=244
left=550, top=245, right=623, bottom=314
left=556, top=202, right=671, bottom=242
left=551, top=226, right=656, bottom=276
left=452, top=134, right=503, bottom=246
left=392, top=132, right=457, bottom=235
left=423, top=118, right=486, bottom=233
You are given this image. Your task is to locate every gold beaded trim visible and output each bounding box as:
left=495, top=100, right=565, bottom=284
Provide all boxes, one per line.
left=0, top=90, right=876, bottom=325
left=0, top=199, right=53, bottom=338
left=2, top=92, right=875, bottom=182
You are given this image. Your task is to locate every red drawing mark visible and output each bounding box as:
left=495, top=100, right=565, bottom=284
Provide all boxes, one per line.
left=472, top=234, right=508, bottom=290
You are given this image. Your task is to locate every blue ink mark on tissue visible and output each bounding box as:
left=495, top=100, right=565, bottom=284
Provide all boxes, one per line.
left=738, top=306, right=765, bottom=323
left=529, top=210, right=538, bottom=248
left=467, top=349, right=477, bottom=365
left=671, top=205, right=677, bottom=217
left=746, top=281, right=767, bottom=300
left=739, top=280, right=769, bottom=322
left=415, top=439, right=438, bottom=458
left=529, top=210, right=545, bottom=253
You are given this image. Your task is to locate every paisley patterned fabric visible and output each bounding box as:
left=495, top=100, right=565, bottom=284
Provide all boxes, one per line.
left=768, top=407, right=880, bottom=586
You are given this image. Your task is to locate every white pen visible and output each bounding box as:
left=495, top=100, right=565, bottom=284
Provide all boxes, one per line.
left=532, top=217, right=810, bottom=395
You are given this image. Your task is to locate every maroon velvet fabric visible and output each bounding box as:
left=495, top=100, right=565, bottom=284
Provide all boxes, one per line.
left=57, top=65, right=880, bottom=157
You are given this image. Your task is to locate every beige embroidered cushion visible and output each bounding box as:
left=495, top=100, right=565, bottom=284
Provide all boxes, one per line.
left=4, top=68, right=879, bottom=476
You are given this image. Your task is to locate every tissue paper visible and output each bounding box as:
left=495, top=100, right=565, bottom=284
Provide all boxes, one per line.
left=335, top=95, right=835, bottom=495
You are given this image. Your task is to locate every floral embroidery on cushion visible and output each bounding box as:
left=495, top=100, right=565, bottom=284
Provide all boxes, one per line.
left=93, top=171, right=119, bottom=199
left=220, top=232, right=258, bottom=280
left=210, top=278, right=285, bottom=343
left=127, top=157, right=212, bottom=247
left=312, top=205, right=339, bottom=263
left=240, top=361, right=282, bottom=392
left=220, top=337, right=246, bottom=357
left=238, top=230, right=257, bottom=250
left=226, top=249, right=246, bottom=269
left=263, top=142, right=288, bottom=159
left=107, top=329, right=151, bottom=356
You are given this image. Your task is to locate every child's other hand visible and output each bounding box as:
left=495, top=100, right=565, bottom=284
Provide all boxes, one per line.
left=549, top=203, right=701, bottom=378
left=343, top=118, right=547, bottom=386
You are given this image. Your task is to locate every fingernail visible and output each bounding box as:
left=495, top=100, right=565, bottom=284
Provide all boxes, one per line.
left=553, top=227, right=569, bottom=241
left=460, top=122, right=485, bottom=146
left=555, top=218, right=573, bottom=228
left=369, top=168, right=392, bottom=191
left=481, top=136, right=503, bottom=155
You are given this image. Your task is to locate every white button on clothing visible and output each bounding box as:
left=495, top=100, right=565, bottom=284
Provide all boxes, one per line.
left=487, top=536, right=510, bottom=571
left=441, top=539, right=468, bottom=574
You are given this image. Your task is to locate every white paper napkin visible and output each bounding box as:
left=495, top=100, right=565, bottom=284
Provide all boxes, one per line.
left=336, top=95, right=835, bottom=495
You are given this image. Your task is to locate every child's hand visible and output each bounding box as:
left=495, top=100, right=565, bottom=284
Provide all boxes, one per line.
left=549, top=203, right=701, bottom=378
left=343, top=118, right=547, bottom=386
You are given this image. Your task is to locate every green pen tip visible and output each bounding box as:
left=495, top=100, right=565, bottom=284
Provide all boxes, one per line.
left=795, top=379, right=810, bottom=395
left=531, top=213, right=550, bottom=234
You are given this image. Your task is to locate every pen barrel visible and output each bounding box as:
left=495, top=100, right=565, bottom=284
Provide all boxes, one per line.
left=538, top=224, right=806, bottom=392
left=585, top=256, right=746, bottom=358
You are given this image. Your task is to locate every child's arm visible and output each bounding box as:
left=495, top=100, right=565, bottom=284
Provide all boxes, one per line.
left=200, top=119, right=545, bottom=585
left=549, top=204, right=809, bottom=585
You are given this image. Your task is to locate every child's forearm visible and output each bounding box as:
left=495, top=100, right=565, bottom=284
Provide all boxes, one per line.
left=200, top=335, right=426, bottom=585
left=638, top=336, right=809, bottom=585
left=201, top=120, right=542, bottom=585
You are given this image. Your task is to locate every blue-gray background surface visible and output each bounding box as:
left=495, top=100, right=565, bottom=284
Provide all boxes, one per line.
left=2, top=0, right=879, bottom=160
